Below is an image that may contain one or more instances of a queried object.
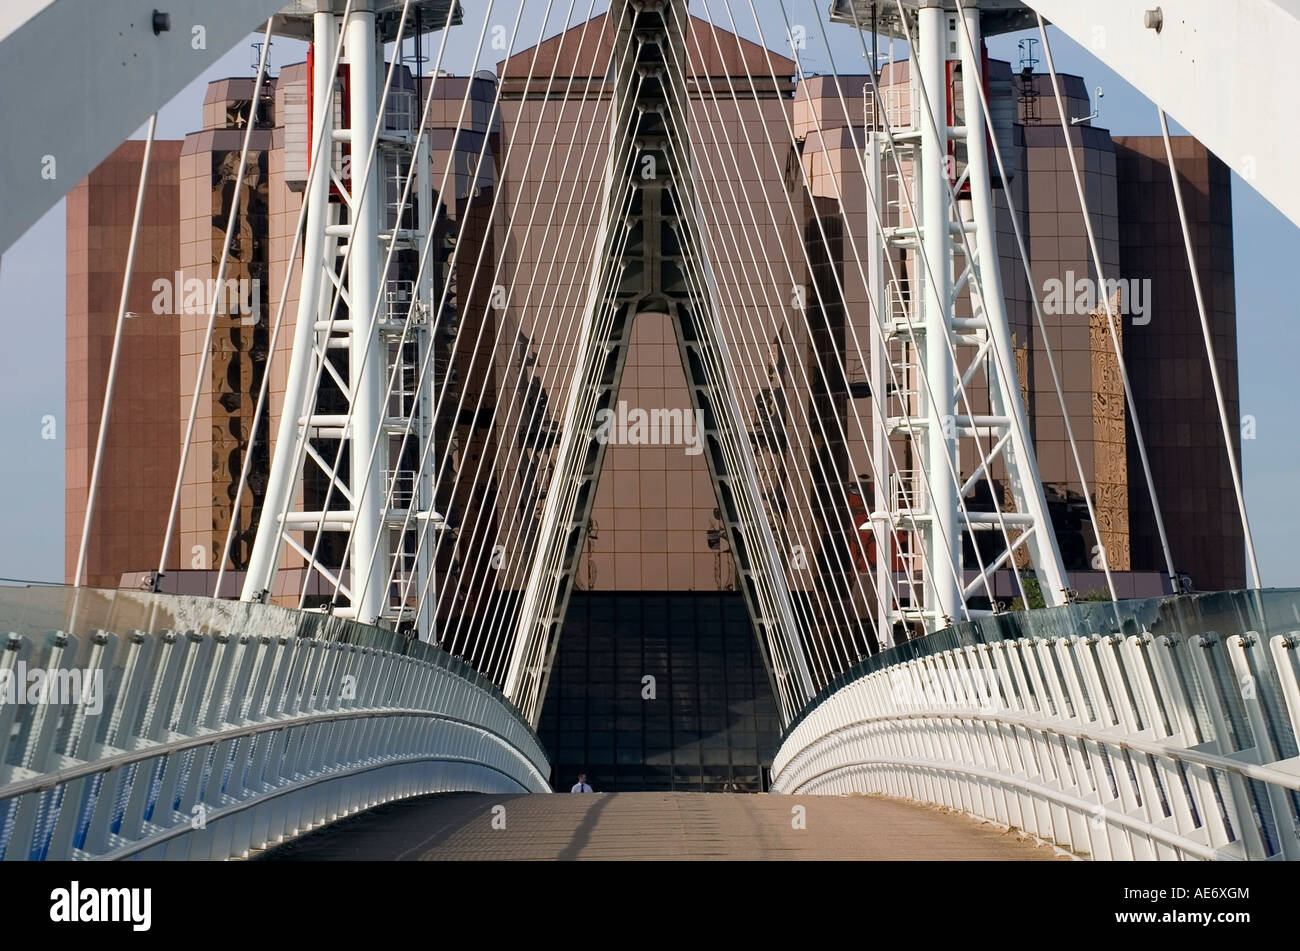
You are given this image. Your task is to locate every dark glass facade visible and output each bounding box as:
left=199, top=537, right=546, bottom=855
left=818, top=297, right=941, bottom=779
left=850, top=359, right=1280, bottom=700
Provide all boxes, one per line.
left=539, top=592, right=781, bottom=792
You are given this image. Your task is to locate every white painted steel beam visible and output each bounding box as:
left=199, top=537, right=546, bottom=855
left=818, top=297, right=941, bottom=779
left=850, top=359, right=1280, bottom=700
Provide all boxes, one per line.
left=0, top=0, right=287, bottom=253
left=917, top=4, right=963, bottom=626
left=344, top=7, right=389, bottom=625
left=1023, top=0, right=1300, bottom=229
left=959, top=6, right=1069, bottom=604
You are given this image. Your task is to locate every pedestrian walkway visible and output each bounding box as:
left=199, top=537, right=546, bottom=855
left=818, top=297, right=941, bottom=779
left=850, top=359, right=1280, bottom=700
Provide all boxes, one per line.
left=258, top=792, right=1067, bottom=861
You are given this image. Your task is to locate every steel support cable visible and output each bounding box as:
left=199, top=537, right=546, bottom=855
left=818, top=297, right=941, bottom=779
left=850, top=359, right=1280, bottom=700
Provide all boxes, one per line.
left=644, top=124, right=826, bottom=690
left=476, top=145, right=653, bottom=687
left=1157, top=107, right=1261, bottom=588
left=646, top=78, right=829, bottom=701
left=374, top=8, right=628, bottom=647
left=159, top=22, right=277, bottom=578
left=500, top=223, right=813, bottom=715
left=493, top=148, right=784, bottom=711
left=477, top=221, right=641, bottom=688
left=460, top=43, right=674, bottom=686
left=410, top=24, right=645, bottom=669
left=668, top=15, right=930, bottom=659
left=501, top=197, right=647, bottom=715
left=681, top=9, right=935, bottom=639
left=711, top=0, right=999, bottom=624
left=357, top=7, right=612, bottom=643
left=675, top=6, right=938, bottom=635
left=702, top=0, right=986, bottom=625
left=661, top=21, right=898, bottom=669
left=74, top=113, right=158, bottom=588
left=428, top=120, right=642, bottom=682
left=670, top=239, right=857, bottom=691
left=212, top=0, right=462, bottom=601
left=461, top=146, right=644, bottom=676
left=1037, top=15, right=1178, bottom=591
left=658, top=157, right=838, bottom=695
left=762, top=0, right=1026, bottom=615
left=296, top=0, right=507, bottom=609
left=655, top=233, right=812, bottom=715
left=936, top=5, right=1118, bottom=603
left=488, top=9, right=842, bottom=706
left=317, top=0, right=587, bottom=626
left=454, top=133, right=646, bottom=682
left=417, top=64, right=629, bottom=670
left=812, top=0, right=1039, bottom=609
left=653, top=67, right=872, bottom=686
left=657, top=168, right=843, bottom=697
left=379, top=7, right=634, bottom=660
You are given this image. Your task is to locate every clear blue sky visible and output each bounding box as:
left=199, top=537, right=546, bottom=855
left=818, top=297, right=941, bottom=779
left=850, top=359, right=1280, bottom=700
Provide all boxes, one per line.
left=0, top=2, right=1295, bottom=587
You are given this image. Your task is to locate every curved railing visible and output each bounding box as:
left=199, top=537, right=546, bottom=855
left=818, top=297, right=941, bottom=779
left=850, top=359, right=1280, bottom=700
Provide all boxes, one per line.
left=772, top=589, right=1300, bottom=861
left=0, top=586, right=550, bottom=860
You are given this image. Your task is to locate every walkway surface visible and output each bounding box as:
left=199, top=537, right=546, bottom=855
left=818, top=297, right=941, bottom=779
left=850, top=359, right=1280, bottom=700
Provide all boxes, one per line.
left=258, top=792, right=1065, bottom=860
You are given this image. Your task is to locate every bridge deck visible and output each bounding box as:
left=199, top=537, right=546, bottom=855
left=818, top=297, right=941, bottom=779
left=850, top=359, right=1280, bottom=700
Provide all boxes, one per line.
left=257, top=792, right=1066, bottom=861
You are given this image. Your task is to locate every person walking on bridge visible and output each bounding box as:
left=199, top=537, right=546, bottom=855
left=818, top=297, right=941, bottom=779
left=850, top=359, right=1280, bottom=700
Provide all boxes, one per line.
left=570, top=772, right=593, bottom=793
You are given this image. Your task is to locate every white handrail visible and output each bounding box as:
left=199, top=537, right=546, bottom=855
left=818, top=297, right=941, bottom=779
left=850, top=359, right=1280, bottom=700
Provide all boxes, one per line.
left=773, top=627, right=1300, bottom=861
left=0, top=600, right=550, bottom=861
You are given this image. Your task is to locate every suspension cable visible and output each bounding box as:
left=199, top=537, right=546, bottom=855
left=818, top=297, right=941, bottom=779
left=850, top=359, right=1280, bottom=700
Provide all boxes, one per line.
left=75, top=113, right=158, bottom=587
left=158, top=21, right=276, bottom=579
left=1157, top=107, right=1261, bottom=588
left=939, top=6, right=1119, bottom=603
left=659, top=25, right=884, bottom=680
left=1038, top=15, right=1179, bottom=591
left=366, top=1, right=618, bottom=649
left=285, top=0, right=499, bottom=605
left=711, top=0, right=995, bottom=623
left=395, top=9, right=636, bottom=665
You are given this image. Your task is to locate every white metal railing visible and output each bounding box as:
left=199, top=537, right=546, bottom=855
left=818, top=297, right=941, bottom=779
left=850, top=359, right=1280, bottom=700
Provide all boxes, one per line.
left=882, top=153, right=916, bottom=230
left=0, top=591, right=549, bottom=860
left=384, top=468, right=418, bottom=508
left=385, top=342, right=420, bottom=418
left=386, top=533, right=420, bottom=615
left=772, top=592, right=1300, bottom=860
left=882, top=81, right=917, bottom=131
left=890, top=468, right=923, bottom=515
left=384, top=153, right=416, bottom=230
left=384, top=86, right=416, bottom=137
left=383, top=279, right=417, bottom=327
left=887, top=277, right=911, bottom=326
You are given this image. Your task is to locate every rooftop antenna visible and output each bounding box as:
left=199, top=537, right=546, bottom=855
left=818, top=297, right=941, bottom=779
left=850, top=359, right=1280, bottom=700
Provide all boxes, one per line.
left=251, top=39, right=272, bottom=74
left=1071, top=85, right=1104, bottom=125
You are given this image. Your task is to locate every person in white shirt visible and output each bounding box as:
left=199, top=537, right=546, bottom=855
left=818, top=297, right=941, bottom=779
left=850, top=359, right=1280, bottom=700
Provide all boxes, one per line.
left=570, top=772, right=593, bottom=793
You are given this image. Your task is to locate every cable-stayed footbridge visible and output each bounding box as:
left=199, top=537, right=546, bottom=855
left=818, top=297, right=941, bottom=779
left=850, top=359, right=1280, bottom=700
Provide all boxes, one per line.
left=2, top=0, right=1299, bottom=861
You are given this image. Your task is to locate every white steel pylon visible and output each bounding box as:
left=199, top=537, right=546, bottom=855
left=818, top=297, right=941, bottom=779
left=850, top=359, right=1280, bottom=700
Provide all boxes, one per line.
left=243, top=2, right=440, bottom=631
left=503, top=0, right=814, bottom=724
left=863, top=0, right=1068, bottom=645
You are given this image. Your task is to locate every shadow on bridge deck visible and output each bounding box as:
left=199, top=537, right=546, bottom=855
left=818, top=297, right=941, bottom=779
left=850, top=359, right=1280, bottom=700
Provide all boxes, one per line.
left=254, top=792, right=1067, bottom=861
